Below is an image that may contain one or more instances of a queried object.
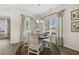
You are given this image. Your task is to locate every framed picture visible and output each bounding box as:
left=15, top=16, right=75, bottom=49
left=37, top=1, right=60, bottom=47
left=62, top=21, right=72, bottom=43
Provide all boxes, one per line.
left=71, top=21, right=79, bottom=32
left=71, top=9, right=79, bottom=20
left=0, top=16, right=10, bottom=38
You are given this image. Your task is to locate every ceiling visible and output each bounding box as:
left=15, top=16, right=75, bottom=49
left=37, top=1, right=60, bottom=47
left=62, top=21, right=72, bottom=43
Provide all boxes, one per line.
left=0, top=4, right=61, bottom=16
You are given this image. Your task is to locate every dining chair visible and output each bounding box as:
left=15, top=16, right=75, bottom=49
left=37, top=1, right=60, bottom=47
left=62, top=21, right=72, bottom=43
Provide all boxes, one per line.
left=28, top=33, right=43, bottom=55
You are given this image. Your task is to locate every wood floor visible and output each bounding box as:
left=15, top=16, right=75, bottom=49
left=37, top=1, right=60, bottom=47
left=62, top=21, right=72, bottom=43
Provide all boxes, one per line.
left=15, top=44, right=79, bottom=55
left=15, top=44, right=60, bottom=55
left=58, top=46, right=79, bottom=55
left=16, top=45, right=52, bottom=55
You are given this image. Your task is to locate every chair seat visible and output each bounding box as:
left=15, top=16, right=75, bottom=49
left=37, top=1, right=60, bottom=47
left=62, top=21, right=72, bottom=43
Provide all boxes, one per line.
left=43, top=38, right=50, bottom=42
left=29, top=43, right=42, bottom=50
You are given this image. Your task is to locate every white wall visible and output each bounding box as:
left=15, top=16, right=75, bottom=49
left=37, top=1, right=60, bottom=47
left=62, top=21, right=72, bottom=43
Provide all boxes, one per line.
left=0, top=8, right=34, bottom=54
left=63, top=5, right=79, bottom=51
left=0, top=8, right=21, bottom=54
left=0, top=38, right=21, bottom=55
left=9, top=9, right=22, bottom=44
left=40, top=4, right=79, bottom=51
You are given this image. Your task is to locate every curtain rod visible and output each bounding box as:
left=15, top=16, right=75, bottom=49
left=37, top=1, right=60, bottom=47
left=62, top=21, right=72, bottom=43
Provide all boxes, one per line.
left=41, top=9, right=65, bottom=18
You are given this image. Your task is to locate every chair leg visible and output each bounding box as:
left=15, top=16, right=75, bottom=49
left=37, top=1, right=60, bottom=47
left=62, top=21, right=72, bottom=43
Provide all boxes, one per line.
left=37, top=49, right=40, bottom=55
left=28, top=47, right=30, bottom=55
left=40, top=45, right=43, bottom=51
left=28, top=48, right=40, bottom=55
left=27, top=50, right=29, bottom=55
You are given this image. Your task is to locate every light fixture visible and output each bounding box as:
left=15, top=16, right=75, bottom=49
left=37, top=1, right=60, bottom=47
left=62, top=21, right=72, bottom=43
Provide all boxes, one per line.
left=36, top=4, right=43, bottom=23
left=36, top=20, right=40, bottom=23
left=40, top=20, right=43, bottom=23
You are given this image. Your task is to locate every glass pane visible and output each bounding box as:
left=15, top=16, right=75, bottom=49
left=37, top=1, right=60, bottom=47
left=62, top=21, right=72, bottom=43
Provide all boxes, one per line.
left=50, top=14, right=58, bottom=33
left=50, top=14, right=58, bottom=44
left=0, top=17, right=10, bottom=38
left=21, top=16, right=32, bottom=42
left=44, top=17, right=50, bottom=32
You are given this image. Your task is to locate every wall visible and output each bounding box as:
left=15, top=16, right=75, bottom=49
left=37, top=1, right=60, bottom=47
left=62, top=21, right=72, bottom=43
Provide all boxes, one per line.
left=63, top=5, right=79, bottom=51
left=40, top=4, right=79, bottom=51
left=9, top=9, right=22, bottom=44
left=0, top=8, right=34, bottom=54
left=0, top=38, right=21, bottom=55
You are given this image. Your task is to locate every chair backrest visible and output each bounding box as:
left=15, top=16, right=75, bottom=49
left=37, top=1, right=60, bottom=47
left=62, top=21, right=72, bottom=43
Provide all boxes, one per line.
left=28, top=33, right=39, bottom=46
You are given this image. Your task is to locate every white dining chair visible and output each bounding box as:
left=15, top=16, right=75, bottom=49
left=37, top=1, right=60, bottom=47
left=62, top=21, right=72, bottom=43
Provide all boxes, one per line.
left=28, top=33, right=43, bottom=55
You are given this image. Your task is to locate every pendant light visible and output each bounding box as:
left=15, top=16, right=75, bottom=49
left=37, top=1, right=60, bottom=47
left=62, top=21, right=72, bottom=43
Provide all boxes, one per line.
left=36, top=4, right=44, bottom=23
left=36, top=4, right=41, bottom=23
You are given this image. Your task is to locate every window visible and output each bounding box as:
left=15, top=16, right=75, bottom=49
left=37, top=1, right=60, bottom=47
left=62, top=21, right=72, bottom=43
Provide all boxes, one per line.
left=0, top=16, right=10, bottom=38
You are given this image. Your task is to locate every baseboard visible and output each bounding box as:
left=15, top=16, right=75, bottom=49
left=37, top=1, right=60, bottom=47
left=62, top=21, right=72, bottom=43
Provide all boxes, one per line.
left=10, top=41, right=22, bottom=45
left=62, top=46, right=79, bottom=53
left=52, top=43, right=79, bottom=53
